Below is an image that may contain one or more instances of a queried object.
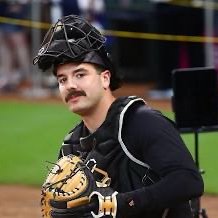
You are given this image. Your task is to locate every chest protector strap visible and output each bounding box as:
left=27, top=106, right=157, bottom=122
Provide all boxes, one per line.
left=118, top=97, right=151, bottom=169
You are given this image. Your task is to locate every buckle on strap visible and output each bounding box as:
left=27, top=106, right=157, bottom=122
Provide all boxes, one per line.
left=89, top=191, right=118, bottom=218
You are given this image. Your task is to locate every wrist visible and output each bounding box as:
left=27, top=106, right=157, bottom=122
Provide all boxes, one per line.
left=117, top=192, right=139, bottom=218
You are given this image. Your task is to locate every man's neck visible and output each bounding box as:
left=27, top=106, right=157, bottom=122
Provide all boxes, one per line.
left=82, top=94, right=116, bottom=133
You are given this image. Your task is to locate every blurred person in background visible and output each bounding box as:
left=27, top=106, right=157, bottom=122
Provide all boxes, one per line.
left=50, top=0, right=62, bottom=24
left=148, top=0, right=205, bottom=99
left=77, top=0, right=105, bottom=30
left=0, top=0, right=31, bottom=92
left=50, top=0, right=105, bottom=29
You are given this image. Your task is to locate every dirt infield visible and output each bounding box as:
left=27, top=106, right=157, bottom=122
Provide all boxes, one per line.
left=0, top=185, right=217, bottom=218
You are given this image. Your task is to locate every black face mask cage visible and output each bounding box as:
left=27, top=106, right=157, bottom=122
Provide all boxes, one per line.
left=33, top=15, right=107, bottom=70
left=33, top=15, right=122, bottom=91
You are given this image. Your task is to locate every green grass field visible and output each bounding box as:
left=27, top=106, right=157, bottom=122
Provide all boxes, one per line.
left=0, top=100, right=80, bottom=186
left=0, top=100, right=217, bottom=194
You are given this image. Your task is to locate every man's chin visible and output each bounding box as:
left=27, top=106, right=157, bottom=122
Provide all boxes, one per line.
left=69, top=106, right=85, bottom=115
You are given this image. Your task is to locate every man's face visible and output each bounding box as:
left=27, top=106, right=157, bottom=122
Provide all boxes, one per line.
left=56, top=62, right=111, bottom=115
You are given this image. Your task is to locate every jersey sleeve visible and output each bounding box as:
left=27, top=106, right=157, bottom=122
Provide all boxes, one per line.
left=120, top=104, right=204, bottom=212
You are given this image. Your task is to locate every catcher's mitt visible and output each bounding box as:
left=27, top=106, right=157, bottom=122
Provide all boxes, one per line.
left=41, top=155, right=111, bottom=218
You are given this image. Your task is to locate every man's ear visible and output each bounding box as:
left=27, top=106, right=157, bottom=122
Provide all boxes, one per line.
left=101, top=70, right=111, bottom=89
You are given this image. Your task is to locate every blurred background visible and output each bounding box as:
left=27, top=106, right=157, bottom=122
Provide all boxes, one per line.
left=1, top=1, right=218, bottom=217
left=0, top=0, right=217, bottom=100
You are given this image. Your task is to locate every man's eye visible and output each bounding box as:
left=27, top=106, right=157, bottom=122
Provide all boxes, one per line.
left=75, top=73, right=84, bottom=79
left=58, top=78, right=67, bottom=84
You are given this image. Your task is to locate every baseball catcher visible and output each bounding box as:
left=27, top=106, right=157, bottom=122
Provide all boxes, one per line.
left=34, top=15, right=204, bottom=218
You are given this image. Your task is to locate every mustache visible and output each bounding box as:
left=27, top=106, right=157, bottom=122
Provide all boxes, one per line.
left=65, top=89, right=86, bottom=103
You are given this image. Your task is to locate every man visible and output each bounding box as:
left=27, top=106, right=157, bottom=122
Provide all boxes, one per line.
left=34, top=15, right=204, bottom=218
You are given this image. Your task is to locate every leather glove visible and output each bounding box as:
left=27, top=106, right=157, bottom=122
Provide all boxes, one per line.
left=50, top=199, right=96, bottom=218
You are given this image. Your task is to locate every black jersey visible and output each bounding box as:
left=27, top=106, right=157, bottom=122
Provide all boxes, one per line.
left=59, top=96, right=204, bottom=218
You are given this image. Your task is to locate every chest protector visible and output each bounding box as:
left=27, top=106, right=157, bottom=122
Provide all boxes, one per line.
left=59, top=96, right=159, bottom=192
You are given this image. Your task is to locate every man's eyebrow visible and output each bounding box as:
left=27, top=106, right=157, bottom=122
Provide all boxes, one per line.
left=56, top=73, right=64, bottom=78
left=56, top=67, right=88, bottom=78
left=73, top=67, right=88, bottom=74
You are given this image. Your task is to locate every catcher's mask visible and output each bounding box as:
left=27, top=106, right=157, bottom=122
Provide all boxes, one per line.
left=33, top=14, right=121, bottom=91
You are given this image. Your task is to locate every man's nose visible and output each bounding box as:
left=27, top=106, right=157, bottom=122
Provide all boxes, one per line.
left=66, top=77, right=77, bottom=90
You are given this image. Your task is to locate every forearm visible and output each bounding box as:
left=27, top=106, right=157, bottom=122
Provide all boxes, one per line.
left=117, top=169, right=204, bottom=216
